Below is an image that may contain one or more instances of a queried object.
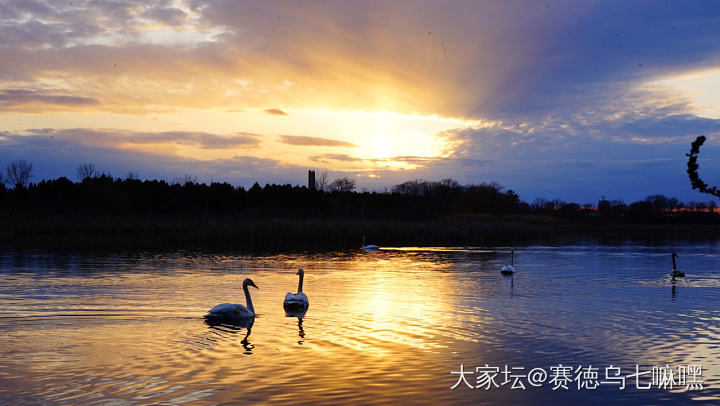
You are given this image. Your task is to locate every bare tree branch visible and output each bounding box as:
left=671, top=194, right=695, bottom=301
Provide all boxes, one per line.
left=316, top=170, right=328, bottom=191
left=76, top=163, right=96, bottom=180
left=686, top=135, right=720, bottom=198
left=5, top=160, right=34, bottom=189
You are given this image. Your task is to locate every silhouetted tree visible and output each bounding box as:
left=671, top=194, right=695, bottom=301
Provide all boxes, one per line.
left=316, top=170, right=328, bottom=191
left=531, top=198, right=548, bottom=209
left=392, top=178, right=461, bottom=197
left=645, top=195, right=678, bottom=214
left=557, top=202, right=581, bottom=218
left=328, top=177, right=356, bottom=192
left=173, top=174, right=198, bottom=185
left=5, top=160, right=33, bottom=189
left=392, top=179, right=428, bottom=196
left=76, top=163, right=96, bottom=180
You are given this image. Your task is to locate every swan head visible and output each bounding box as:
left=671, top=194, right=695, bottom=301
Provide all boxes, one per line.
left=672, top=252, right=678, bottom=258
left=243, top=278, right=259, bottom=289
left=296, top=268, right=304, bottom=276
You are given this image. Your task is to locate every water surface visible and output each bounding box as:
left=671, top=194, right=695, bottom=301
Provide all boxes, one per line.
left=1, top=242, right=719, bottom=404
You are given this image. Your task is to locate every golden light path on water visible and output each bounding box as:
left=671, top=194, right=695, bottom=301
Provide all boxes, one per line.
left=1, top=243, right=720, bottom=404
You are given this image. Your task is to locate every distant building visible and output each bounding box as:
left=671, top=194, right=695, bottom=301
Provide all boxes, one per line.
left=308, top=170, right=316, bottom=190
left=598, top=196, right=610, bottom=213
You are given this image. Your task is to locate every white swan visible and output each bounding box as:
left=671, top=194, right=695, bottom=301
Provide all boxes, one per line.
left=284, top=269, right=309, bottom=313
left=205, top=278, right=258, bottom=321
left=500, top=249, right=516, bottom=275
left=671, top=252, right=685, bottom=278
left=361, top=236, right=379, bottom=252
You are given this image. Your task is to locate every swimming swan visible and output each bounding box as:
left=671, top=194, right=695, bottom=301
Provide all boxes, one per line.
left=284, top=269, right=309, bottom=313
left=361, top=236, right=379, bottom=252
left=500, top=249, right=517, bottom=275
left=671, top=252, right=685, bottom=278
left=205, top=278, right=258, bottom=321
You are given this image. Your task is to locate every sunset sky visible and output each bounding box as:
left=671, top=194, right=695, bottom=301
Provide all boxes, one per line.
left=3, top=0, right=720, bottom=203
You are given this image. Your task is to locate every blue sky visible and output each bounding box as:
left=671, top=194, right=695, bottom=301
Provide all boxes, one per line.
left=2, top=0, right=720, bottom=204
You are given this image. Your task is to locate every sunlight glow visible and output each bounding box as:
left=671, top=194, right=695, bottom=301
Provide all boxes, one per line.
left=1, top=107, right=491, bottom=173
left=654, top=68, right=720, bottom=119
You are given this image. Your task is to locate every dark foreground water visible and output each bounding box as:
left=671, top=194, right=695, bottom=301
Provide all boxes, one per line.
left=1, top=242, right=719, bottom=405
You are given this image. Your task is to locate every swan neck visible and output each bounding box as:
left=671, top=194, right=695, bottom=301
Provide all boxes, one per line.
left=672, top=255, right=677, bottom=270
left=244, top=283, right=255, bottom=314
left=511, top=250, right=514, bottom=266
left=297, top=272, right=304, bottom=293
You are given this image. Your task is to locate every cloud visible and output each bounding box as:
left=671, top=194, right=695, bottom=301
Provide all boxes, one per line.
left=614, top=114, right=720, bottom=141
left=309, top=154, right=364, bottom=163
left=140, top=6, right=189, bottom=26
left=279, top=135, right=357, bottom=147
left=4, top=1, right=720, bottom=119
left=0, top=128, right=301, bottom=186
left=2, top=128, right=261, bottom=151
left=0, top=90, right=100, bottom=110
left=264, top=108, right=288, bottom=116
left=3, top=1, right=720, bottom=203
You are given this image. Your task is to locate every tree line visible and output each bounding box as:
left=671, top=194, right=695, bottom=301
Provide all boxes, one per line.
left=0, top=160, right=717, bottom=223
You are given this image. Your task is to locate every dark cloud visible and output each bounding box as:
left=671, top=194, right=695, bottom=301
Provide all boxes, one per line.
left=264, top=108, right=288, bottom=116
left=140, top=6, right=188, bottom=26
left=614, top=115, right=720, bottom=140
left=0, top=90, right=100, bottom=109
left=309, top=154, right=363, bottom=163
left=3, top=128, right=261, bottom=150
left=1, top=0, right=55, bottom=20
left=372, top=156, right=436, bottom=165
left=128, top=131, right=260, bottom=148
left=280, top=135, right=357, bottom=147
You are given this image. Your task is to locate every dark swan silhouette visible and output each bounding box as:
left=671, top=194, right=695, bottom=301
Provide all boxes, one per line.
left=205, top=278, right=259, bottom=322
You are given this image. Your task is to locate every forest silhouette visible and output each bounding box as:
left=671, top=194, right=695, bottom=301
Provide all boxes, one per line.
left=0, top=160, right=718, bottom=249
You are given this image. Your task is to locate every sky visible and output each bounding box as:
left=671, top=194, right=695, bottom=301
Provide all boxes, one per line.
left=3, top=0, right=720, bottom=204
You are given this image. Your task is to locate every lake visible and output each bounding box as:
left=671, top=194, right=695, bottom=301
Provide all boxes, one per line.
left=1, top=241, right=719, bottom=405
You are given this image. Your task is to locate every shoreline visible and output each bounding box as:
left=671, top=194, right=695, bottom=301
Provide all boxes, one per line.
left=2, top=215, right=719, bottom=250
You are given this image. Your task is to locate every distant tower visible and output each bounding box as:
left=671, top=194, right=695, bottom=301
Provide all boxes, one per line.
left=598, top=195, right=610, bottom=213
left=308, top=170, right=316, bottom=190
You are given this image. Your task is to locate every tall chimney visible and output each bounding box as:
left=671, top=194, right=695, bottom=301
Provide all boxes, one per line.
left=308, top=170, right=316, bottom=190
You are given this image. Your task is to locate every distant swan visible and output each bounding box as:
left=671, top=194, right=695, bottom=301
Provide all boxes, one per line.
left=205, top=278, right=258, bottom=321
left=361, top=236, right=379, bottom=252
left=284, top=268, right=309, bottom=314
left=671, top=252, right=685, bottom=278
left=500, top=249, right=516, bottom=275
